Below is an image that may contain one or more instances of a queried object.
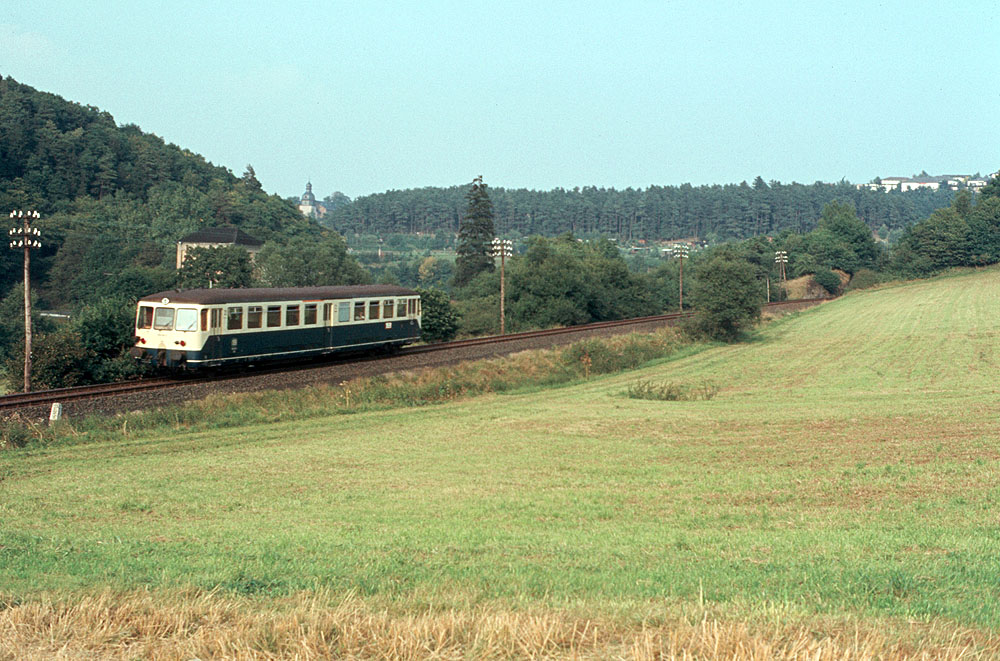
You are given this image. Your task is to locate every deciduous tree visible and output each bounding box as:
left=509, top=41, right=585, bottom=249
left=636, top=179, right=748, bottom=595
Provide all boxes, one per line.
left=890, top=208, right=971, bottom=276
left=689, top=256, right=764, bottom=341
left=815, top=201, right=878, bottom=273
left=416, top=288, right=459, bottom=342
left=255, top=236, right=368, bottom=287
left=179, top=245, right=254, bottom=289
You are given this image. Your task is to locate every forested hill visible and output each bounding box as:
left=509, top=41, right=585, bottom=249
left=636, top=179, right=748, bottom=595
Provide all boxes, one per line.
left=325, top=177, right=953, bottom=242
left=0, top=76, right=315, bottom=238
left=0, top=76, right=323, bottom=307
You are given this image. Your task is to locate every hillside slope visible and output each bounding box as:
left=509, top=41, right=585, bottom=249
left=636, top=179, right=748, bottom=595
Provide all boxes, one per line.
left=2, top=269, right=1000, bottom=657
left=0, top=76, right=327, bottom=308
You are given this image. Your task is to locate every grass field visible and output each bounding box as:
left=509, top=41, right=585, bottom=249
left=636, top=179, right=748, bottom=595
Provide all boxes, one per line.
left=2, top=270, right=1000, bottom=658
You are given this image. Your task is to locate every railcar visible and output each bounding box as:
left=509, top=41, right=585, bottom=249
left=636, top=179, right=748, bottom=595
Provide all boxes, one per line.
left=130, top=285, right=421, bottom=369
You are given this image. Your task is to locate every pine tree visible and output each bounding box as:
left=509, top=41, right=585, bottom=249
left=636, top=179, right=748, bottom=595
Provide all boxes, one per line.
left=241, top=164, right=263, bottom=192
left=453, top=175, right=495, bottom=288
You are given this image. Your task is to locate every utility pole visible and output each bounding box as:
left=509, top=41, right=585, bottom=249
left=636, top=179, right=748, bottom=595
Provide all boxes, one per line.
left=672, top=244, right=690, bottom=311
left=774, top=250, right=788, bottom=303
left=491, top=237, right=513, bottom=334
left=774, top=250, right=788, bottom=282
left=9, top=210, right=42, bottom=393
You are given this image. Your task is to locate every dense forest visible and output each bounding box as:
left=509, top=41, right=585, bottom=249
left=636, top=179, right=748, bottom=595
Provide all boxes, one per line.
left=323, top=178, right=955, bottom=242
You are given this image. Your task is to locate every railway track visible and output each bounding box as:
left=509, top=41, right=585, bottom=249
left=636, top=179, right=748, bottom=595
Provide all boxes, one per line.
left=0, top=298, right=826, bottom=415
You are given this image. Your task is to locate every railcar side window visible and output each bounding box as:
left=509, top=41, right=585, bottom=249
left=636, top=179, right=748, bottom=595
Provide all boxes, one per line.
left=267, top=306, right=282, bottom=327
left=227, top=307, right=243, bottom=330
left=247, top=306, right=263, bottom=329
left=354, top=301, right=365, bottom=321
left=137, top=306, right=154, bottom=329
left=211, top=308, right=222, bottom=329
left=153, top=307, right=175, bottom=330
left=338, top=302, right=350, bottom=322
left=176, top=308, right=198, bottom=332
left=396, top=299, right=406, bottom=317
left=369, top=301, right=380, bottom=320
left=383, top=299, right=394, bottom=318
left=304, top=304, right=318, bottom=325
left=323, top=303, right=332, bottom=323
left=286, top=305, right=300, bottom=326
left=408, top=299, right=416, bottom=315
left=201, top=309, right=208, bottom=332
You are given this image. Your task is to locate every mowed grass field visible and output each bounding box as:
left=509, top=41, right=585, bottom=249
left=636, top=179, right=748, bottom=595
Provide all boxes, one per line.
left=2, top=270, right=1000, bottom=658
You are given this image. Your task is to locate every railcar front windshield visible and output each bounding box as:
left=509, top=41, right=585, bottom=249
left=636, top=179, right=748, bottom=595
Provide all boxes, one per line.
left=153, top=307, right=175, bottom=330
left=175, top=308, right=198, bottom=331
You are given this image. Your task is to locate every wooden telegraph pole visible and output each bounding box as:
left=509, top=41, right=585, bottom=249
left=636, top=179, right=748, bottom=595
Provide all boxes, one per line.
left=672, top=244, right=689, bottom=311
left=9, top=210, right=41, bottom=393
left=491, top=237, right=513, bottom=335
left=774, top=250, right=788, bottom=281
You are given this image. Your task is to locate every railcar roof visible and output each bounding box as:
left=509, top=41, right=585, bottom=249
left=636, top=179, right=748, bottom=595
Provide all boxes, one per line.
left=139, top=285, right=418, bottom=305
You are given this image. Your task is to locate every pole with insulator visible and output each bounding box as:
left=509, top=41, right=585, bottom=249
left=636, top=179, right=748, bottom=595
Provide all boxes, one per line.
left=672, top=244, right=690, bottom=311
left=9, top=210, right=41, bottom=393
left=492, top=237, right=513, bottom=335
left=774, top=250, right=788, bottom=282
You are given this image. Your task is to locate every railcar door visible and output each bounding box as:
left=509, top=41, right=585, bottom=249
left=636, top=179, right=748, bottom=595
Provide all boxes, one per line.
left=205, top=307, right=223, bottom=360
left=323, top=302, right=334, bottom=349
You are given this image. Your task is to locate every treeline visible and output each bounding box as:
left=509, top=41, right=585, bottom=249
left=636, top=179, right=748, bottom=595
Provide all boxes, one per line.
left=418, top=175, right=1000, bottom=343
left=430, top=201, right=879, bottom=341
left=324, top=177, right=954, bottom=242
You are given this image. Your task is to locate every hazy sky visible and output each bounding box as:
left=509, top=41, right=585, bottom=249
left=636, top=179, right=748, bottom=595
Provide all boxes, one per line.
left=2, top=1, right=998, bottom=200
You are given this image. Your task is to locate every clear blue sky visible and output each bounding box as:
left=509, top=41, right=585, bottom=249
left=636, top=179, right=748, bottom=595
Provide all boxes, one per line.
left=2, top=1, right=997, bottom=201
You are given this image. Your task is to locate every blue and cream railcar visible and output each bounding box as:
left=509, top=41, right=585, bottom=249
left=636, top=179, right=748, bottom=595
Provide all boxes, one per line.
left=130, top=285, right=421, bottom=369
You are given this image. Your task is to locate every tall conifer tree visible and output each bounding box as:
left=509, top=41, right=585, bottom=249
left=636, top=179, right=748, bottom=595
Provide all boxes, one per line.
left=453, top=175, right=495, bottom=288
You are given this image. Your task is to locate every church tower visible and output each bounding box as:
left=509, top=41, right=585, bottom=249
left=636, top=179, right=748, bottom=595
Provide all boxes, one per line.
left=298, top=181, right=317, bottom=217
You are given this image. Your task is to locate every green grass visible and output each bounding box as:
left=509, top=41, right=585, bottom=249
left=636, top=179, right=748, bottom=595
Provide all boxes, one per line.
left=2, top=270, right=1000, bottom=631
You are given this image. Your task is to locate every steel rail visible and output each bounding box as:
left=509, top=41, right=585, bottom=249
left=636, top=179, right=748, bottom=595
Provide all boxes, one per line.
left=0, top=298, right=828, bottom=413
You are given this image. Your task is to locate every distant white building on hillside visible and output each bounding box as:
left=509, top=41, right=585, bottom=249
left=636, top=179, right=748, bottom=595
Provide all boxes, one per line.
left=857, top=173, right=992, bottom=193
left=900, top=180, right=940, bottom=192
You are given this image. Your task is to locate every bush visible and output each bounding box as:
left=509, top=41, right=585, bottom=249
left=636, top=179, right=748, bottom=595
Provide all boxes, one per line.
left=3, top=327, right=92, bottom=392
left=561, top=333, right=681, bottom=377
left=416, top=288, right=460, bottom=342
left=74, top=297, right=137, bottom=362
left=453, top=296, right=497, bottom=337
left=0, top=419, right=33, bottom=449
left=812, top=268, right=842, bottom=295
left=844, top=268, right=884, bottom=292
left=624, top=380, right=719, bottom=401
left=689, top=256, right=764, bottom=342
